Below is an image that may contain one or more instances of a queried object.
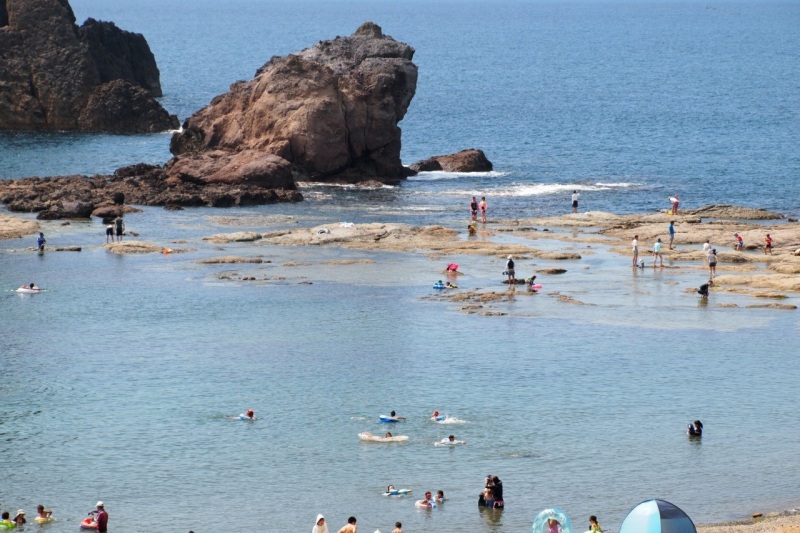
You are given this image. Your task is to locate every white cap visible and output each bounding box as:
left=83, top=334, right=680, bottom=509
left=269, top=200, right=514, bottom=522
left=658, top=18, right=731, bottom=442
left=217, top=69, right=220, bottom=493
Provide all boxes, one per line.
left=16, top=510, right=25, bottom=515
left=507, top=255, right=513, bottom=259
left=96, top=501, right=104, bottom=507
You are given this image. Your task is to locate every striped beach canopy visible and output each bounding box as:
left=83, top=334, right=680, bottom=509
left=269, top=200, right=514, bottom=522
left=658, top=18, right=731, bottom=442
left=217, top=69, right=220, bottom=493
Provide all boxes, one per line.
left=532, top=507, right=572, bottom=533
left=619, top=499, right=697, bottom=533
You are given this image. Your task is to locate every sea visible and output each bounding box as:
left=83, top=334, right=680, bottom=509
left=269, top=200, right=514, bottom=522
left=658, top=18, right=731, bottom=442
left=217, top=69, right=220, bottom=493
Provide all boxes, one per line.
left=1, top=1, right=799, bottom=532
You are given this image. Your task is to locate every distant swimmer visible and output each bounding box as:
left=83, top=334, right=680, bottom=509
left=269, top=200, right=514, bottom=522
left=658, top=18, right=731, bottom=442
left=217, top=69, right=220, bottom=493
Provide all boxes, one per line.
left=468, top=223, right=477, bottom=235
left=431, top=410, right=445, bottom=421
left=242, top=409, right=255, bottom=420
left=436, top=434, right=466, bottom=446
left=470, top=196, right=479, bottom=221
left=687, top=420, right=703, bottom=437
left=392, top=522, right=403, bottom=533
left=436, top=490, right=447, bottom=503
left=548, top=518, right=562, bottom=533
left=589, top=515, right=603, bottom=533
left=1, top=512, right=15, bottom=528
left=20, top=283, right=40, bottom=291
left=389, top=410, right=405, bottom=421
left=13, top=510, right=25, bottom=526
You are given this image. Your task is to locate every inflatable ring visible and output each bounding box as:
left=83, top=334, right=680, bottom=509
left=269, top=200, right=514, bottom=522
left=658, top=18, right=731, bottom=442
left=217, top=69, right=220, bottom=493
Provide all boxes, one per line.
left=80, top=517, right=98, bottom=530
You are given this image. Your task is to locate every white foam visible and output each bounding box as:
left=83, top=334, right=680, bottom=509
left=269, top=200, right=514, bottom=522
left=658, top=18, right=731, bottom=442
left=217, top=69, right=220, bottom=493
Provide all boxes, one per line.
left=407, top=170, right=509, bottom=181
left=437, top=182, right=640, bottom=198
left=298, top=182, right=396, bottom=190
left=435, top=415, right=467, bottom=425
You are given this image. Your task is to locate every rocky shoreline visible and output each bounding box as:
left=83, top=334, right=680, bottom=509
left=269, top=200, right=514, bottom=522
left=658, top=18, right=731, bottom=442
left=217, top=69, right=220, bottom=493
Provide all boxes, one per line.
left=3, top=204, right=797, bottom=312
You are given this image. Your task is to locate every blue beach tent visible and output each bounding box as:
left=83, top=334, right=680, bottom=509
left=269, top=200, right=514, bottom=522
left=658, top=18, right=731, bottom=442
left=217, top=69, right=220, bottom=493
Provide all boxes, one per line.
left=532, top=507, right=572, bottom=533
left=619, top=499, right=697, bottom=533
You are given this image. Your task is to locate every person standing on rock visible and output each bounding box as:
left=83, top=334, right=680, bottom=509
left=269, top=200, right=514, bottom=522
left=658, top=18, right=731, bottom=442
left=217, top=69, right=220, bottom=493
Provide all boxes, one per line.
left=470, top=196, right=479, bottom=221
left=105, top=223, right=114, bottom=243
left=37, top=232, right=46, bottom=252
left=479, top=196, right=488, bottom=223
left=114, top=216, right=125, bottom=242
left=632, top=235, right=639, bottom=267
left=668, top=221, right=675, bottom=249
left=571, top=190, right=580, bottom=213
left=764, top=233, right=773, bottom=255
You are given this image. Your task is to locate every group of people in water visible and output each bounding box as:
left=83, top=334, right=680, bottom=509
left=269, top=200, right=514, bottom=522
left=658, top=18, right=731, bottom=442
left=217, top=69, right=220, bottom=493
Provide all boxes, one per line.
left=312, top=514, right=403, bottom=533
left=0, top=504, right=64, bottom=528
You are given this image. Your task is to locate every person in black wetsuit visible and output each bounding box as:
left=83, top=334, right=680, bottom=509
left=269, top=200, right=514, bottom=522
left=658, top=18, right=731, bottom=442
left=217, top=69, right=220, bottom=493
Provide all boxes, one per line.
left=697, top=280, right=714, bottom=297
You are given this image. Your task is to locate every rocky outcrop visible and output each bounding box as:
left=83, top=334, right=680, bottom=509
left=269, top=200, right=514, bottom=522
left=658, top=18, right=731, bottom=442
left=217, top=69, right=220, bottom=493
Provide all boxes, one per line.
left=79, top=18, right=162, bottom=96
left=410, top=149, right=493, bottom=173
left=0, top=164, right=302, bottom=219
left=0, top=0, right=177, bottom=132
left=169, top=22, right=417, bottom=185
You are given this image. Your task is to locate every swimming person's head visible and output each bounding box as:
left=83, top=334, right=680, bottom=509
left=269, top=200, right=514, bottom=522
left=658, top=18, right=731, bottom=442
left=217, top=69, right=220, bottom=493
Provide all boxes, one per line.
left=448, top=435, right=455, bottom=441
left=390, top=411, right=396, bottom=417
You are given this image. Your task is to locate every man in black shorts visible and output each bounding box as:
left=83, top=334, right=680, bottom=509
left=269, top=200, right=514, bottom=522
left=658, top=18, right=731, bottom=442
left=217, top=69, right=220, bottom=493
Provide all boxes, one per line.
left=114, top=216, right=125, bottom=242
left=470, top=196, right=478, bottom=221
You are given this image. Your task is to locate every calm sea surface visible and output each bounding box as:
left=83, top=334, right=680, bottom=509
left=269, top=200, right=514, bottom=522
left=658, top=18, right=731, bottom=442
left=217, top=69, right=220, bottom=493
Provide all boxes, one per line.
left=2, top=1, right=800, bottom=532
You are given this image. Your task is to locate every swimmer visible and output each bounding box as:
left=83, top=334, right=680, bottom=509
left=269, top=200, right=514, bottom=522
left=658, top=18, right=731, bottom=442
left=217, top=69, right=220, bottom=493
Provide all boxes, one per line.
left=468, top=224, right=477, bottom=235
left=431, top=410, right=443, bottom=421
left=244, top=409, right=255, bottom=419
left=1, top=512, right=14, bottom=528
left=385, top=432, right=393, bottom=438
left=392, top=522, right=403, bottom=533
left=445, top=281, right=457, bottom=288
left=436, top=490, right=446, bottom=503
left=36, top=506, right=52, bottom=520
left=439, top=434, right=466, bottom=445
left=419, top=491, right=435, bottom=507
left=688, top=420, right=703, bottom=437
left=389, top=410, right=405, bottom=421
left=589, top=515, right=603, bottom=533
left=548, top=518, right=562, bottom=533
left=20, top=282, right=39, bottom=290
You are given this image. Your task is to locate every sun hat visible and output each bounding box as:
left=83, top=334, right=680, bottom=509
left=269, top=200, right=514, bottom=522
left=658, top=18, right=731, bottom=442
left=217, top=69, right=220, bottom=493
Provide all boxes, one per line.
left=16, top=510, right=25, bottom=516
left=507, top=255, right=512, bottom=259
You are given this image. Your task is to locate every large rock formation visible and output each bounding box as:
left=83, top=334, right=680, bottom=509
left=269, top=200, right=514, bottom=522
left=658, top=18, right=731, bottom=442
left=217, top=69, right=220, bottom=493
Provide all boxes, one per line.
left=0, top=0, right=177, bottom=132
left=410, top=149, right=494, bottom=173
left=169, top=22, right=417, bottom=186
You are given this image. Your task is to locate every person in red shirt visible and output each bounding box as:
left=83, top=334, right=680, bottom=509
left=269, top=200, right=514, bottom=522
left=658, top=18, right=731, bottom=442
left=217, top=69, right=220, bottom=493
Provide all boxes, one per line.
left=764, top=234, right=773, bottom=255
left=94, top=502, right=108, bottom=533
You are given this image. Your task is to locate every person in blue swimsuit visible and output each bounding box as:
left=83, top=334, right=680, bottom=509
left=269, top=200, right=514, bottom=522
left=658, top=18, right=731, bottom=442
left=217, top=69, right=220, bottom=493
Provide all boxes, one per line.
left=37, top=232, right=46, bottom=251
left=668, top=221, right=675, bottom=249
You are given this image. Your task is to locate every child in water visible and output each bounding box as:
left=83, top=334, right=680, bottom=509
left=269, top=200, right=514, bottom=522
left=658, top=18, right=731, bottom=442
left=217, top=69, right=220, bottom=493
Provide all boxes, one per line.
left=589, top=515, right=603, bottom=533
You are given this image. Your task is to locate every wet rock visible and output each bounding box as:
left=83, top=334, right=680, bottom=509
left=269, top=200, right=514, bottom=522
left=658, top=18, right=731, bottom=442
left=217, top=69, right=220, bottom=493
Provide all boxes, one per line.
left=409, top=149, right=493, bottom=173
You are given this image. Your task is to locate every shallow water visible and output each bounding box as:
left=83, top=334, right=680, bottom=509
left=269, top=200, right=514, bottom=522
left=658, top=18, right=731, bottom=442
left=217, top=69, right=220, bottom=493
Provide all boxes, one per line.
left=2, top=0, right=800, bottom=531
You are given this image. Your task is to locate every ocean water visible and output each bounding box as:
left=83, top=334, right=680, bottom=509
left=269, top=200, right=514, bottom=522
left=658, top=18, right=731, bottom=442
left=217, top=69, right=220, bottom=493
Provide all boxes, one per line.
left=2, top=1, right=800, bottom=532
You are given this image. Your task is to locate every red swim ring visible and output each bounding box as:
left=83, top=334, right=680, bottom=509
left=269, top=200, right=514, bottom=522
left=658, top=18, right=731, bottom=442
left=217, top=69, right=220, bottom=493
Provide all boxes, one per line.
left=80, top=517, right=98, bottom=530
